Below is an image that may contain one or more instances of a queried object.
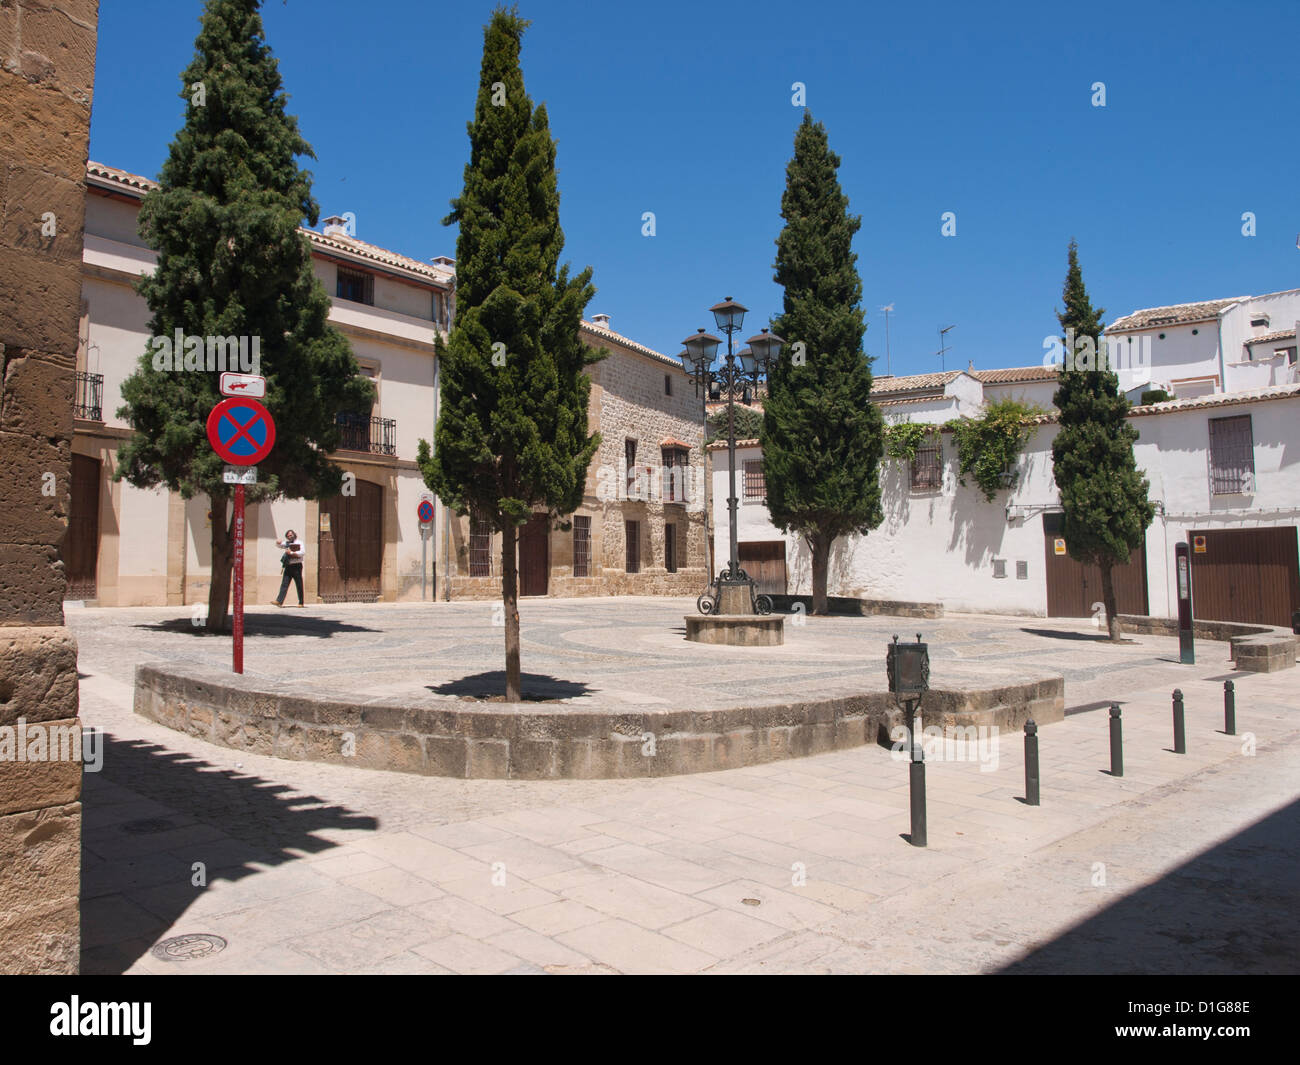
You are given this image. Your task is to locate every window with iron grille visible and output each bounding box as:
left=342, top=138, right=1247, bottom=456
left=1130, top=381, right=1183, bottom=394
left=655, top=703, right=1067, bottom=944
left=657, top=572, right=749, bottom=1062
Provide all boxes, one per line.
left=469, top=511, right=493, bottom=577
left=625, top=438, right=637, bottom=494
left=625, top=520, right=640, bottom=573
left=1208, top=415, right=1255, bottom=495
left=910, top=438, right=941, bottom=490
left=743, top=460, right=765, bottom=502
left=573, top=515, right=591, bottom=578
left=661, top=447, right=689, bottom=502
left=664, top=522, right=677, bottom=573
left=337, top=266, right=374, bottom=306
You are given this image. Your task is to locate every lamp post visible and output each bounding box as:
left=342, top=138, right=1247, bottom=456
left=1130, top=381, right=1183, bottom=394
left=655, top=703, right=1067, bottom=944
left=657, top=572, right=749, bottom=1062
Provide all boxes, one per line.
left=680, top=297, right=783, bottom=616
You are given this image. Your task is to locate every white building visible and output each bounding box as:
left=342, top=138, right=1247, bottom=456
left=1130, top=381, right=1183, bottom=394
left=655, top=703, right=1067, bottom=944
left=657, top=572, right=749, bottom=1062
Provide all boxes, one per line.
left=713, top=366, right=1300, bottom=627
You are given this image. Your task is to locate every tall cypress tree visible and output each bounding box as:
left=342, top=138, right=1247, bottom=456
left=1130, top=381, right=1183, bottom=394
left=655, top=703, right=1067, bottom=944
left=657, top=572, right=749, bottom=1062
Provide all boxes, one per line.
left=418, top=7, right=601, bottom=701
left=1051, top=239, right=1154, bottom=641
left=116, top=0, right=371, bottom=632
left=763, top=112, right=883, bottom=615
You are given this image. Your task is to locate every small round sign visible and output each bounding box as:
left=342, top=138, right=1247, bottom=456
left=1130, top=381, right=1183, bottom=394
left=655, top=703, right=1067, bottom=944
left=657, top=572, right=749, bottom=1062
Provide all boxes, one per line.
left=207, top=397, right=275, bottom=466
left=417, top=500, right=435, bottom=524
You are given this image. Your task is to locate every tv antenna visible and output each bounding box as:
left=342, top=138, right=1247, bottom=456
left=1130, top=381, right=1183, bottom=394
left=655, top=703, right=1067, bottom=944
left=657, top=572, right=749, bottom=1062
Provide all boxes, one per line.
left=937, top=325, right=955, bottom=371
left=881, top=304, right=894, bottom=375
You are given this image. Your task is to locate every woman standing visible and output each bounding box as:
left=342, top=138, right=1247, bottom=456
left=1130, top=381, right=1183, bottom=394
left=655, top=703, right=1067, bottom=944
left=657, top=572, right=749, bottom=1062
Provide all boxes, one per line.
left=272, top=530, right=306, bottom=607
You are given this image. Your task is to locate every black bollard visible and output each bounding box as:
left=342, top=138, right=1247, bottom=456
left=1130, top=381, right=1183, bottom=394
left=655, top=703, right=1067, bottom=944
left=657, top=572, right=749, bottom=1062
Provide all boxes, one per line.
left=1172, top=689, right=1186, bottom=754
left=1024, top=719, right=1040, bottom=806
left=1109, top=703, right=1123, bottom=777
left=909, top=723, right=927, bottom=847
left=1224, top=680, right=1236, bottom=736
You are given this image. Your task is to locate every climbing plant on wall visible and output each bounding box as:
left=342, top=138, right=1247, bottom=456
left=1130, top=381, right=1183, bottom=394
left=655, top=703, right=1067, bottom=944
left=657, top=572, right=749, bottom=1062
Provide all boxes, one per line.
left=948, top=398, right=1043, bottom=502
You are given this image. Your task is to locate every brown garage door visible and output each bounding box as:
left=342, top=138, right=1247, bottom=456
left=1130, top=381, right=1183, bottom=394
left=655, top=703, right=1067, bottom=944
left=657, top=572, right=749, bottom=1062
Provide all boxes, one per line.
left=63, top=453, right=100, bottom=600
left=1188, top=527, right=1299, bottom=627
left=739, top=541, right=787, bottom=596
left=1043, top=513, right=1149, bottom=618
left=318, top=479, right=383, bottom=602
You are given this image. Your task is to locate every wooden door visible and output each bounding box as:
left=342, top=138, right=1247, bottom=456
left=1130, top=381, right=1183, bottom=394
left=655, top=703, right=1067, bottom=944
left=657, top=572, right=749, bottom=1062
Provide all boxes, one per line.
left=519, top=514, right=549, bottom=596
left=625, top=520, right=639, bottom=574
left=1043, top=513, right=1148, bottom=618
left=739, top=541, right=787, bottom=596
left=318, top=479, right=383, bottom=602
left=1188, top=527, right=1299, bottom=627
left=63, top=453, right=100, bottom=599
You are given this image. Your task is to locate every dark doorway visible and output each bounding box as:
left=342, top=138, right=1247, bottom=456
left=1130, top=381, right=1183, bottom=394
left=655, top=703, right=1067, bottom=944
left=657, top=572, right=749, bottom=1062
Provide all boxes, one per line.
left=1043, top=513, right=1148, bottom=618
left=739, top=540, right=787, bottom=596
left=64, top=453, right=100, bottom=600
left=1188, top=526, right=1299, bottom=627
left=625, top=520, right=640, bottom=574
left=519, top=513, right=549, bottom=596
left=318, top=479, right=383, bottom=602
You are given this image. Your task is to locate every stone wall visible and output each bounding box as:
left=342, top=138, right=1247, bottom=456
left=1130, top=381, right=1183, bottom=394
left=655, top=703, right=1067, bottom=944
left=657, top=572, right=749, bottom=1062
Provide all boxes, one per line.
left=0, top=0, right=98, bottom=974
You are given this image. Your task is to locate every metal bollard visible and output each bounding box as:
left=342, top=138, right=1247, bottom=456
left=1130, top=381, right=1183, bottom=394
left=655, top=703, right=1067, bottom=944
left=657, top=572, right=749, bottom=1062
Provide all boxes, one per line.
left=1109, top=703, right=1124, bottom=777
left=909, top=727, right=927, bottom=847
left=1224, top=680, right=1236, bottom=736
left=1172, top=689, right=1186, bottom=754
left=1024, top=719, right=1040, bottom=806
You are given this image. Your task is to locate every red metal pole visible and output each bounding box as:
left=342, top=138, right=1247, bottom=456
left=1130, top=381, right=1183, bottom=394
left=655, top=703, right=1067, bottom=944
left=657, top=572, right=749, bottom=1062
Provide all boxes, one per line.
left=233, top=483, right=245, bottom=674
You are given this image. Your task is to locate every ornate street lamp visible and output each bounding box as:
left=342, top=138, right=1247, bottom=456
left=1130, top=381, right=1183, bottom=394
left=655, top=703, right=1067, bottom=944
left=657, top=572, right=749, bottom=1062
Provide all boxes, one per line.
left=679, top=299, right=783, bottom=616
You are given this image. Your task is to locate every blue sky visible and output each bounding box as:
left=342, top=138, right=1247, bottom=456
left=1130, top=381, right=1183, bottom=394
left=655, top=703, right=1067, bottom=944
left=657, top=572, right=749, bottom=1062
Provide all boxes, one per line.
left=91, top=0, right=1300, bottom=378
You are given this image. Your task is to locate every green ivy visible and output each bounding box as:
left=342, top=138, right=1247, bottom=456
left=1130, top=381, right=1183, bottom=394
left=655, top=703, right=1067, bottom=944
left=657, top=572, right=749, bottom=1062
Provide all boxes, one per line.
left=883, top=422, right=936, bottom=460
left=706, top=404, right=764, bottom=444
left=949, top=398, right=1042, bottom=502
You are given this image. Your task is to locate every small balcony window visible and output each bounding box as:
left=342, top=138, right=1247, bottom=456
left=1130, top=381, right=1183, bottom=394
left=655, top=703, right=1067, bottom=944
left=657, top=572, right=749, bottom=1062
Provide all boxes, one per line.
left=337, top=266, right=374, bottom=306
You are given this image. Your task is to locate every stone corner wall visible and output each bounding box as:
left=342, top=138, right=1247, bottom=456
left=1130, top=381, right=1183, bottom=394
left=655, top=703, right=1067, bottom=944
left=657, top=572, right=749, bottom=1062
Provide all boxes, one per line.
left=0, top=0, right=99, bottom=975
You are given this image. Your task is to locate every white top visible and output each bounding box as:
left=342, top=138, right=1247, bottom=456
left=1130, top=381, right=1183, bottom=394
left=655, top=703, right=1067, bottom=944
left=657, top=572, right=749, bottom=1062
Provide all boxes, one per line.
left=278, top=539, right=305, bottom=565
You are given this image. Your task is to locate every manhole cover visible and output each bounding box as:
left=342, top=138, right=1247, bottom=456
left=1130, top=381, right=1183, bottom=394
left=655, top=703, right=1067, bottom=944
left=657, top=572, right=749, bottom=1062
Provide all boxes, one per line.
left=741, top=898, right=761, bottom=907
left=120, top=817, right=178, bottom=835
left=150, top=934, right=227, bottom=962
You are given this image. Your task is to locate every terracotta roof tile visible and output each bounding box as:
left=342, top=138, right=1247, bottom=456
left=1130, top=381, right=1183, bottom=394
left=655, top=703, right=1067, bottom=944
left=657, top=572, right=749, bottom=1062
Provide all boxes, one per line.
left=1244, top=329, right=1297, bottom=347
left=1108, top=297, right=1245, bottom=332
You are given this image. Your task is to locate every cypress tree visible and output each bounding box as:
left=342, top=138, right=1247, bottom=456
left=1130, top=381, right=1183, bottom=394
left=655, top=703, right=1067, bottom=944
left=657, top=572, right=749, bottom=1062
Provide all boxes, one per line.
left=1051, top=239, right=1154, bottom=641
left=763, top=112, right=884, bottom=615
left=115, top=0, right=371, bottom=632
left=418, top=7, right=601, bottom=701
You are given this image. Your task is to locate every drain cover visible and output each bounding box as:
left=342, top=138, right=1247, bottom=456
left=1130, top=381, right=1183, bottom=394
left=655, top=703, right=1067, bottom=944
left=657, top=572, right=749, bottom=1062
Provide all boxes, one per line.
left=150, top=934, right=227, bottom=962
left=120, top=818, right=178, bottom=835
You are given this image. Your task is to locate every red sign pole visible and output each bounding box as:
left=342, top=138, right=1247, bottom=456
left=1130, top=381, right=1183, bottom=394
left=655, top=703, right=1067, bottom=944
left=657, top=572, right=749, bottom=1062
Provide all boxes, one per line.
left=233, top=484, right=245, bottom=674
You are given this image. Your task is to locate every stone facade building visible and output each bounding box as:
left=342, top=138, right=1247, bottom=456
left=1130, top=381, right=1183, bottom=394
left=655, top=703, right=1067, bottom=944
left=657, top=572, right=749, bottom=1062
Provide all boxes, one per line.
left=1, top=0, right=99, bottom=974
left=70, top=163, right=706, bottom=608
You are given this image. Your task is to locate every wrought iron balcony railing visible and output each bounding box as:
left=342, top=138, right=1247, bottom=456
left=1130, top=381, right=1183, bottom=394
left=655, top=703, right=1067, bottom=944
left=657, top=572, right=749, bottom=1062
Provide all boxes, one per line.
left=74, top=371, right=103, bottom=421
left=335, top=412, right=397, bottom=456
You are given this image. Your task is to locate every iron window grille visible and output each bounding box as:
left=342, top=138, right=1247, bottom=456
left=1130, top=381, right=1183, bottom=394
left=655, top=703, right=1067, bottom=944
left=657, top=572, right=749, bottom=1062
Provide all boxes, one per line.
left=661, top=447, right=689, bottom=502
left=1208, top=415, right=1256, bottom=495
left=573, top=515, right=591, bottom=578
left=910, top=439, right=941, bottom=490
left=469, top=512, right=493, bottom=577
left=665, top=522, right=677, bottom=573
left=625, top=520, right=640, bottom=573
left=337, top=266, right=375, bottom=306
left=74, top=371, right=103, bottom=421
left=335, top=413, right=396, bottom=455
left=743, top=460, right=766, bottom=502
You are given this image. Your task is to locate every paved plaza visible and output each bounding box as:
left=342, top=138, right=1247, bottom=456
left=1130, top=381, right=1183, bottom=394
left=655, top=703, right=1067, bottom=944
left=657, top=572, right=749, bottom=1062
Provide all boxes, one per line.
left=69, top=598, right=1300, bottom=974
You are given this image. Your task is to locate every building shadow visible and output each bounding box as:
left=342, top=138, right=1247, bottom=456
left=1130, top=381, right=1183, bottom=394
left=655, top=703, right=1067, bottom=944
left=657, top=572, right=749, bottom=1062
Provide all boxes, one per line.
left=427, top=671, right=593, bottom=701
left=133, top=615, right=377, bottom=638
left=80, top=731, right=377, bottom=974
left=1020, top=627, right=1124, bottom=643
left=998, top=796, right=1300, bottom=974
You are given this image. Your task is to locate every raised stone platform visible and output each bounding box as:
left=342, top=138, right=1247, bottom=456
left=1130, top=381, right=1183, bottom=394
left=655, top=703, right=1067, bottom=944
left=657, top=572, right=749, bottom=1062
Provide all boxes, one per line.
left=133, top=663, right=1063, bottom=780
left=684, top=614, right=785, bottom=646
left=1230, top=634, right=1297, bottom=673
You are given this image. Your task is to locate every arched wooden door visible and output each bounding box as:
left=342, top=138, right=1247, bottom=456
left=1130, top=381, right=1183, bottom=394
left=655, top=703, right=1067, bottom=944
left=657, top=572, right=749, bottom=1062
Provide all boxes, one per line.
left=63, top=453, right=100, bottom=600
left=318, top=479, right=383, bottom=602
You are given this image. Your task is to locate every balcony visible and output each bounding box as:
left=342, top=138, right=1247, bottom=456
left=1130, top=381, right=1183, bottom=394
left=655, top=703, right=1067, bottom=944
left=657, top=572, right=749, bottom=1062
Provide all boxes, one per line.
left=335, top=412, right=397, bottom=456
left=74, top=371, right=103, bottom=421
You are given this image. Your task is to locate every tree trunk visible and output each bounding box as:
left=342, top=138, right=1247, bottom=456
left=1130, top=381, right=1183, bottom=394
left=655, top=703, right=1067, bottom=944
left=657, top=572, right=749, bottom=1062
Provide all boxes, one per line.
left=810, top=531, right=831, bottom=616
left=1099, top=558, right=1122, bottom=642
left=501, top=523, right=521, bottom=701
left=206, top=491, right=232, bottom=633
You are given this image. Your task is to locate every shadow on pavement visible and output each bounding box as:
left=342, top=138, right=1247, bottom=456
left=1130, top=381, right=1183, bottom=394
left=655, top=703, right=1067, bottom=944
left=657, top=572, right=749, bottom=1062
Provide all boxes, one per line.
left=428, top=671, right=592, bottom=701
left=80, top=731, right=377, bottom=974
left=1020, top=627, right=1133, bottom=643
left=133, top=615, right=377, bottom=638
left=998, top=796, right=1300, bottom=974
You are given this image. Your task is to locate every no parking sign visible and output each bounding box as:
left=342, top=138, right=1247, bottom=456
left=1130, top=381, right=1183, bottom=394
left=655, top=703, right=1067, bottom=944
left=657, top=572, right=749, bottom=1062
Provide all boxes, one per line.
left=207, top=397, right=276, bottom=465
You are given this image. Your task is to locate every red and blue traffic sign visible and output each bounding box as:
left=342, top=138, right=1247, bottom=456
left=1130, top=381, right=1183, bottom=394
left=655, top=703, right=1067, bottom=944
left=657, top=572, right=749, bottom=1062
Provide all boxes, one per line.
left=207, top=397, right=276, bottom=466
left=417, top=500, right=435, bottom=523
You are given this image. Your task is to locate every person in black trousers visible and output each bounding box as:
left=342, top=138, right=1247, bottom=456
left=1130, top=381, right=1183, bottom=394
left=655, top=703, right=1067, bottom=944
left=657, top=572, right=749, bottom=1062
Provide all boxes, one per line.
left=272, top=530, right=305, bottom=607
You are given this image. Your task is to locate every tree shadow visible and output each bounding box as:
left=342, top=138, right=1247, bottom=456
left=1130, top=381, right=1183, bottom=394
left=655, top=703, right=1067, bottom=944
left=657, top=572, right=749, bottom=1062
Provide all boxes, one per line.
left=427, top=671, right=593, bottom=701
left=1020, top=627, right=1131, bottom=643
left=80, top=732, right=378, bottom=974
left=133, top=615, right=378, bottom=638
left=998, top=797, right=1300, bottom=973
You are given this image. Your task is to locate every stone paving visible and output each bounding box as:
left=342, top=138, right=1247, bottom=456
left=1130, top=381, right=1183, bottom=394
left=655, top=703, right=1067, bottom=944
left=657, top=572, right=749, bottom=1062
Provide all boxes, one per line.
left=66, top=598, right=1300, bottom=974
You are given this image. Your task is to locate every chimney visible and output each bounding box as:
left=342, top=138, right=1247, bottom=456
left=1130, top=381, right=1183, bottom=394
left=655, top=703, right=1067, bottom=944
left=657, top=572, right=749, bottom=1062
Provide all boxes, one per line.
left=322, top=215, right=352, bottom=238
left=591, top=313, right=611, bottom=331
